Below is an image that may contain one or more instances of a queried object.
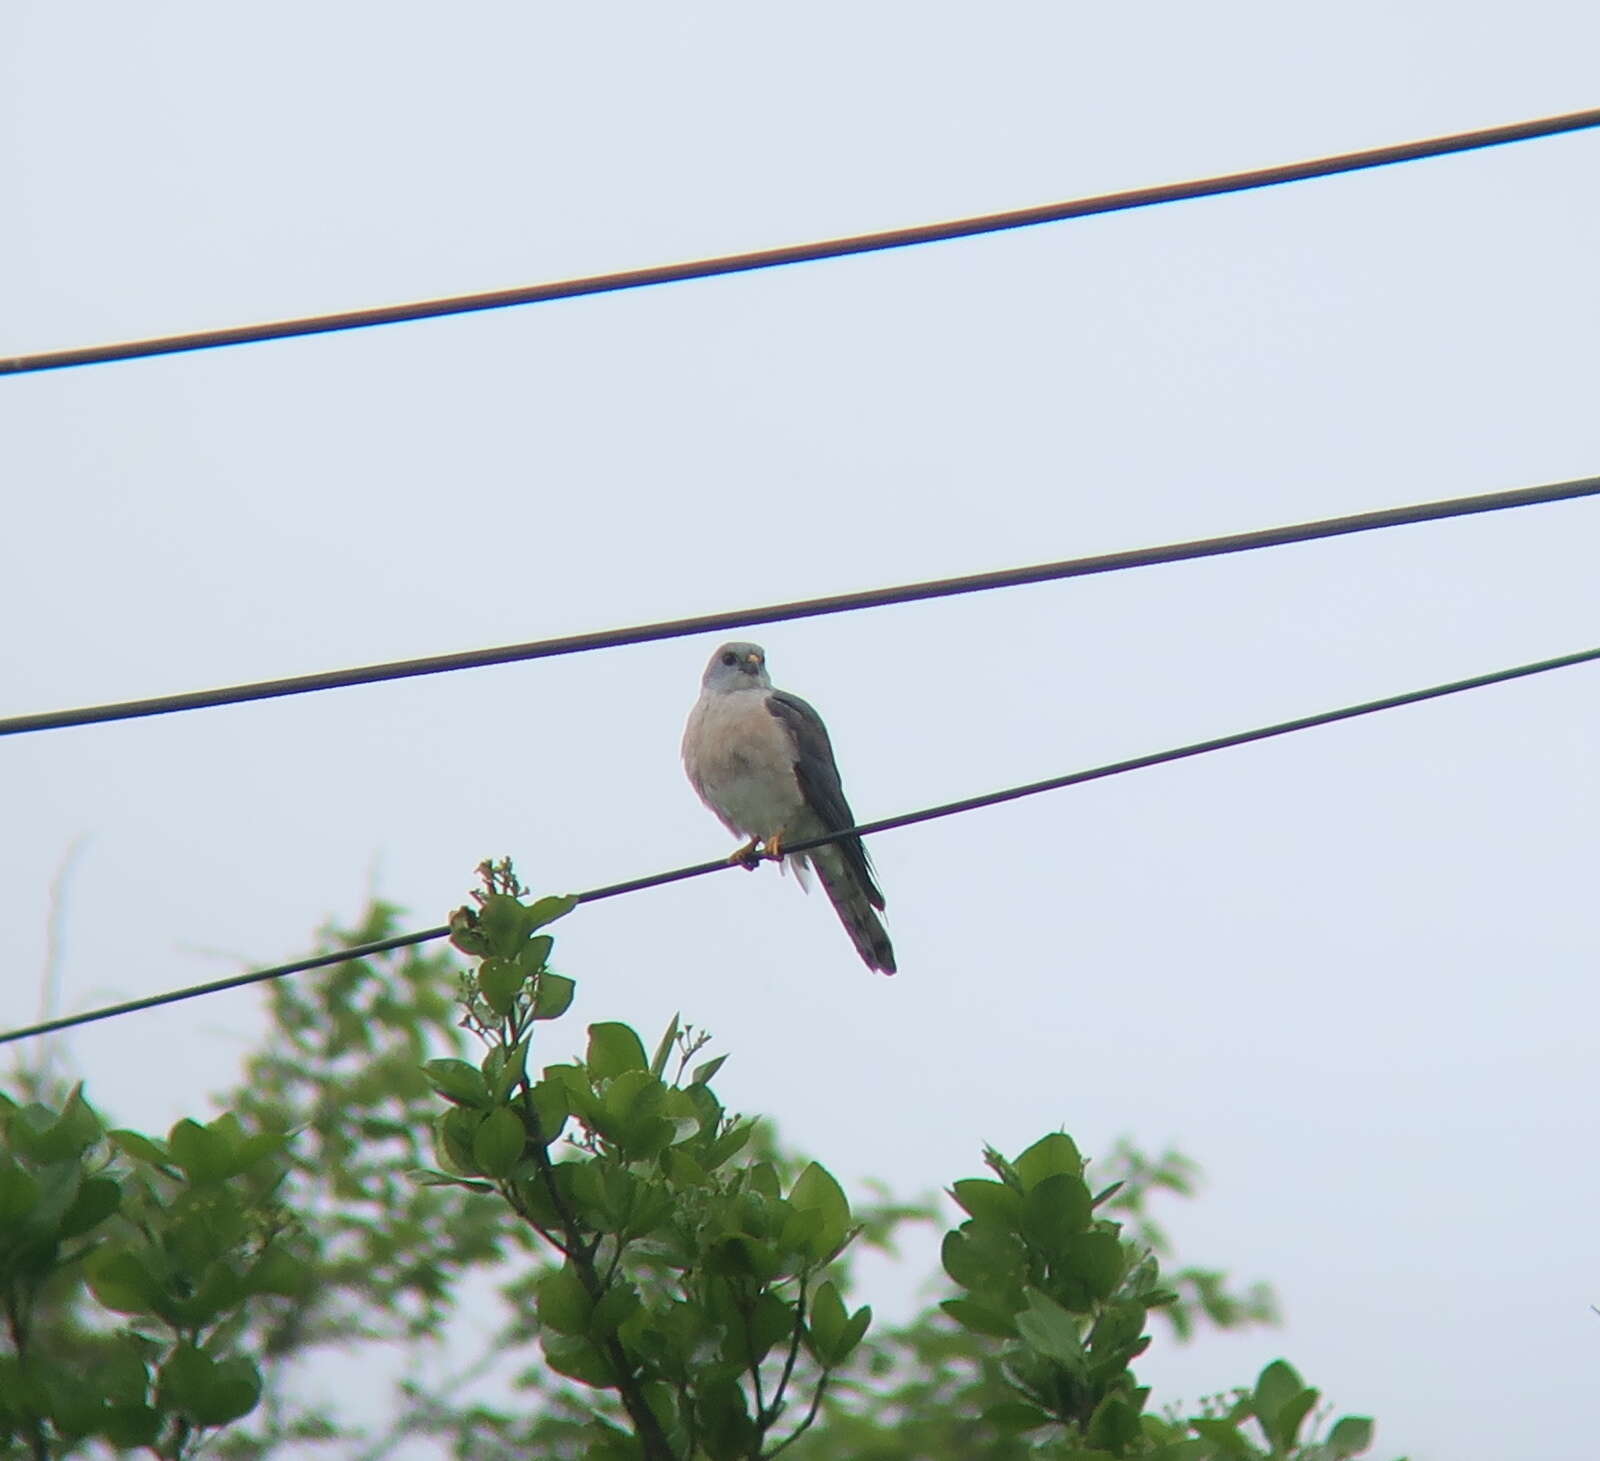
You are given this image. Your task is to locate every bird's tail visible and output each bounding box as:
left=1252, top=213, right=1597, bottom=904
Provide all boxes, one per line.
left=810, top=846, right=897, bottom=975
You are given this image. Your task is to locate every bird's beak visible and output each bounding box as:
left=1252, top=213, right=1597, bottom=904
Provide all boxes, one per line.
left=744, top=654, right=761, bottom=669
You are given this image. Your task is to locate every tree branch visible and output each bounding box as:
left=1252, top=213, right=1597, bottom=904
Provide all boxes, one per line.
left=762, top=1274, right=809, bottom=1428
left=519, top=1093, right=675, bottom=1460
left=765, top=1373, right=828, bottom=1459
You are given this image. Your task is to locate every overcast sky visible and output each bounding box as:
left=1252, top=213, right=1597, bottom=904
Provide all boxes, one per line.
left=5, top=5, right=1600, bottom=1458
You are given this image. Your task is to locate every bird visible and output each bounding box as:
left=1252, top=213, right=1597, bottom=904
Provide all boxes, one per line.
left=682, top=641, right=896, bottom=975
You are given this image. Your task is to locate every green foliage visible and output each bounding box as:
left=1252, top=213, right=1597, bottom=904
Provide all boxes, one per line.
left=5, top=864, right=1386, bottom=1461
left=423, top=860, right=873, bottom=1459
left=0, top=1085, right=293, bottom=1459
left=790, top=1139, right=1373, bottom=1461
left=415, top=865, right=1379, bottom=1461
left=206, top=896, right=513, bottom=1457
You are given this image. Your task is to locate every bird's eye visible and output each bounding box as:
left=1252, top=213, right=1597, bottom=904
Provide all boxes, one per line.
left=721, top=651, right=738, bottom=667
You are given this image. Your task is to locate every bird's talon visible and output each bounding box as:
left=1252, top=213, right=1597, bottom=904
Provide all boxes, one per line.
left=728, top=838, right=763, bottom=870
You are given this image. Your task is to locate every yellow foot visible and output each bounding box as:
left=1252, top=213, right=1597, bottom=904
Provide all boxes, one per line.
left=728, top=837, right=763, bottom=870
left=761, top=834, right=784, bottom=861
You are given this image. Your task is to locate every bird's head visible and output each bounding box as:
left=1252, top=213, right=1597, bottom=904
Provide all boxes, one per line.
left=701, top=641, right=771, bottom=691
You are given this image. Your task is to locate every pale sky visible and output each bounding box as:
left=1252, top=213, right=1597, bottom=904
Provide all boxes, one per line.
left=5, top=5, right=1600, bottom=1458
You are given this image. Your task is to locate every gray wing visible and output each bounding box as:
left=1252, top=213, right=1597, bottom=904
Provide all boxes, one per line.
left=765, top=691, right=885, bottom=912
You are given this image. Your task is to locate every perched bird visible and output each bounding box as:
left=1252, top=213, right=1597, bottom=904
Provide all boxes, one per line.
left=682, top=642, right=896, bottom=974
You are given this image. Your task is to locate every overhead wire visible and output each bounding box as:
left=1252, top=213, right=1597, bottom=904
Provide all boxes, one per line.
left=4, top=107, right=1598, bottom=377
left=4, top=474, right=1598, bottom=739
left=4, top=639, right=1596, bottom=1046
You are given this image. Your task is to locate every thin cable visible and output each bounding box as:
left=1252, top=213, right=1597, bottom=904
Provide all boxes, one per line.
left=5, top=107, right=1598, bottom=377
left=5, top=474, right=1598, bottom=739
left=4, top=640, right=1594, bottom=1046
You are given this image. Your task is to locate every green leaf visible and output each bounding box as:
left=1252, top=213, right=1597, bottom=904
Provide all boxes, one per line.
left=519, top=934, right=555, bottom=973
left=483, top=1039, right=530, bottom=1102
left=1253, top=1360, right=1315, bottom=1449
left=789, top=1161, right=851, bottom=1261
left=59, top=1175, right=120, bottom=1238
left=0, top=1158, right=40, bottom=1226
left=1086, top=1394, right=1142, bottom=1452
left=776, top=1202, right=825, bottom=1255
left=807, top=1279, right=846, bottom=1361
left=9, top=1089, right=101, bottom=1163
left=87, top=1250, right=163, bottom=1315
left=167, top=1119, right=228, bottom=1183
left=246, top=1246, right=313, bottom=1296
left=1189, top=1417, right=1262, bottom=1458
left=706, top=1233, right=780, bottom=1282
left=650, top=1015, right=681, bottom=1077
left=202, top=1112, right=252, bottom=1175
left=97, top=1350, right=151, bottom=1406
left=695, top=1378, right=755, bottom=1461
left=166, top=1266, right=250, bottom=1329
left=1326, top=1416, right=1375, bottom=1457
left=1021, top=1172, right=1093, bottom=1255
left=730, top=1292, right=794, bottom=1366
left=1060, top=1229, right=1127, bottom=1304
left=664, top=1149, right=708, bottom=1187
left=661, top=1087, right=705, bottom=1145
left=478, top=956, right=526, bottom=1017
left=527, top=893, right=579, bottom=930
left=478, top=893, right=533, bottom=956
left=983, top=1400, right=1053, bottom=1433
left=49, top=1379, right=107, bottom=1437
left=422, top=1059, right=492, bottom=1108
left=703, top=1118, right=753, bottom=1170
left=835, top=1303, right=871, bottom=1364
left=541, top=1332, right=615, bottom=1387
left=941, top=1222, right=1025, bottom=1298
left=1014, top=1132, right=1083, bottom=1192
left=589, top=1280, right=642, bottom=1338
left=471, top=1107, right=525, bottom=1178
left=193, top=1357, right=263, bottom=1426
left=107, top=1130, right=171, bottom=1168
left=101, top=1405, right=162, bottom=1447
left=939, top=1297, right=1018, bottom=1338
left=155, top=1343, right=212, bottom=1414
left=538, top=1267, right=594, bottom=1335
left=163, top=1193, right=247, bottom=1275
left=230, top=1127, right=288, bottom=1173
left=1253, top=1359, right=1303, bottom=1416
left=411, top=1169, right=496, bottom=1193
left=543, top=1061, right=594, bottom=1103
left=588, top=1023, right=648, bottom=1078
left=691, top=1054, right=727, bottom=1086
left=1015, top=1287, right=1086, bottom=1373
left=55, top=1087, right=103, bottom=1148
left=951, top=1177, right=1023, bottom=1228
left=529, top=1078, right=571, bottom=1144
left=1273, top=1388, right=1319, bottom=1451
left=1088, top=1300, right=1148, bottom=1364
left=532, top=971, right=577, bottom=1021
left=597, top=1070, right=667, bottom=1152
left=433, top=1107, right=483, bottom=1175
left=584, top=1417, right=644, bottom=1461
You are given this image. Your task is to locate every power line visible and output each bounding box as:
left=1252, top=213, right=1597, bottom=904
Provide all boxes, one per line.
left=4, top=475, right=1598, bottom=740
left=4, top=640, right=1595, bottom=1047
left=5, top=107, right=1598, bottom=378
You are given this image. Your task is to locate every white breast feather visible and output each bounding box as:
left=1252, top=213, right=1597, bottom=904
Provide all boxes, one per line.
left=683, top=689, right=806, bottom=842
